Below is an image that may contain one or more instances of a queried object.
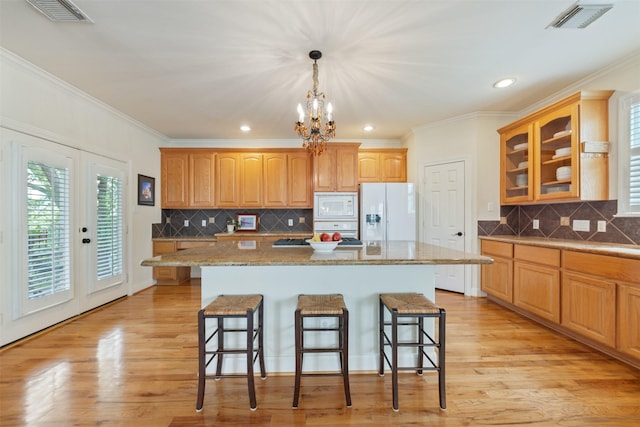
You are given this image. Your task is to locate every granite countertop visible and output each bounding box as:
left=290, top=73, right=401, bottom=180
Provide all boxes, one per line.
left=213, top=232, right=312, bottom=238
left=141, top=240, right=493, bottom=267
left=480, top=235, right=640, bottom=260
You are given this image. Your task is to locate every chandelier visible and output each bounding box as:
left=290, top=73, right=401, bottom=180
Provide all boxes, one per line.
left=295, top=50, right=336, bottom=156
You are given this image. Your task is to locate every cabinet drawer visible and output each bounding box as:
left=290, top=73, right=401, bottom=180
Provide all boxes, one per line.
left=481, top=240, right=513, bottom=258
left=176, top=240, right=215, bottom=250
left=514, top=244, right=560, bottom=267
left=563, top=251, right=639, bottom=283
left=153, top=240, right=177, bottom=255
left=153, top=266, right=176, bottom=280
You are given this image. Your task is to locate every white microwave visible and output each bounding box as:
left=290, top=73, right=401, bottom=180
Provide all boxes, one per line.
left=313, top=192, right=358, bottom=220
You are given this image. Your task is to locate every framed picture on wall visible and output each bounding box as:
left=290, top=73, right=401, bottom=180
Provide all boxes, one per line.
left=235, top=213, right=258, bottom=231
left=138, top=174, right=155, bottom=206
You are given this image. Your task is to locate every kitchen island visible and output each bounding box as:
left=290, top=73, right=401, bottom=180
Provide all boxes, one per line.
left=141, top=240, right=492, bottom=373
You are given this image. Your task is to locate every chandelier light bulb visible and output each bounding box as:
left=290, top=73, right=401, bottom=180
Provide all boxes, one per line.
left=297, top=104, right=305, bottom=122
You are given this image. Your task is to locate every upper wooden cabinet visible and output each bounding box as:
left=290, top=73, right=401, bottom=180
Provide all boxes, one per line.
left=358, top=148, right=407, bottom=183
left=161, top=148, right=313, bottom=208
left=498, top=90, right=613, bottom=205
left=161, top=149, right=215, bottom=208
left=313, top=143, right=360, bottom=192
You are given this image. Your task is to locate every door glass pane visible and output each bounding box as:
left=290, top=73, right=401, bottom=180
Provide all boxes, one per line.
left=26, top=160, right=71, bottom=299
left=95, top=174, right=123, bottom=280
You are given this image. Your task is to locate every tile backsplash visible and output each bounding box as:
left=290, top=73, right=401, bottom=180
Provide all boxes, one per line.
left=153, top=209, right=314, bottom=237
left=478, top=200, right=640, bottom=246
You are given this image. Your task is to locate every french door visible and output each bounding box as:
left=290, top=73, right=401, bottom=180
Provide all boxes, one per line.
left=1, top=129, right=128, bottom=345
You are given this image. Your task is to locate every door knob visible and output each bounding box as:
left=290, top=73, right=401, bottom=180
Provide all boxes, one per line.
left=81, top=227, right=88, bottom=232
left=82, top=238, right=91, bottom=244
left=453, top=232, right=463, bottom=236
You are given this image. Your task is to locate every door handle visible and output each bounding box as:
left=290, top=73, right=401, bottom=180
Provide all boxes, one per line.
left=82, top=238, right=91, bottom=244
left=452, top=232, right=463, bottom=236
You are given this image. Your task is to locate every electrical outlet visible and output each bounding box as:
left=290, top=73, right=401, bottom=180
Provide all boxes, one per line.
left=288, top=219, right=294, bottom=226
left=572, top=219, right=590, bottom=232
left=201, top=220, right=207, bottom=227
left=499, top=217, right=507, bottom=225
left=166, top=216, right=171, bottom=224
left=560, top=217, right=570, bottom=226
left=184, top=220, right=189, bottom=227
left=597, top=220, right=607, bottom=232
left=532, top=219, right=539, bottom=229
left=487, top=202, right=494, bottom=212
left=209, top=217, right=215, bottom=224
left=299, top=217, right=305, bottom=224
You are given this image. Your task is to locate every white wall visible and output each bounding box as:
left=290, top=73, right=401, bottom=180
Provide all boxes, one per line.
left=0, top=48, right=167, bottom=298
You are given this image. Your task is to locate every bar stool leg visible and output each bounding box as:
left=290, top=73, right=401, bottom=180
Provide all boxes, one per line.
left=292, top=308, right=302, bottom=408
left=391, top=310, right=399, bottom=412
left=378, top=298, right=385, bottom=376
left=342, top=309, right=352, bottom=407
left=417, top=317, right=424, bottom=376
left=258, top=300, right=267, bottom=380
left=196, top=309, right=206, bottom=412
left=215, top=317, right=224, bottom=379
left=246, top=309, right=257, bottom=410
left=439, top=308, right=447, bottom=410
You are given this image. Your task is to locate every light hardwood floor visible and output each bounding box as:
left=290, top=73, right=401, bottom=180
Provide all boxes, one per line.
left=1, top=280, right=639, bottom=426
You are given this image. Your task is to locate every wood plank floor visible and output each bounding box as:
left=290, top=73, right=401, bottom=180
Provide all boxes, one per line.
left=1, top=281, right=639, bottom=426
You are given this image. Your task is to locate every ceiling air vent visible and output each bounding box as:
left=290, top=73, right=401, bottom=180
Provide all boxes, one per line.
left=548, top=2, right=613, bottom=28
left=25, top=0, right=93, bottom=22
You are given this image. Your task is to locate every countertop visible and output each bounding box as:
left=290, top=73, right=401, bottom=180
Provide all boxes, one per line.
left=141, top=240, right=493, bottom=267
left=480, top=235, right=640, bottom=260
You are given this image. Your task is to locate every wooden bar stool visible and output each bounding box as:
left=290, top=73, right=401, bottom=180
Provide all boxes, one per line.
left=196, top=294, right=266, bottom=411
left=379, top=292, right=446, bottom=412
left=293, top=294, right=352, bottom=408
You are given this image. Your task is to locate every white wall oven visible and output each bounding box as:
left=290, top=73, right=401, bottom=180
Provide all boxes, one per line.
left=313, top=192, right=358, bottom=237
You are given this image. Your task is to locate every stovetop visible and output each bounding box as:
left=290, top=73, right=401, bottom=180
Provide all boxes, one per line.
left=272, top=237, right=364, bottom=248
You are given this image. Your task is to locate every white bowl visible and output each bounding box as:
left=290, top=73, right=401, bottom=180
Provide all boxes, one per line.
left=555, top=147, right=571, bottom=157
left=515, top=174, right=528, bottom=186
left=306, top=239, right=341, bottom=252
left=514, top=142, right=528, bottom=151
left=556, top=166, right=572, bottom=180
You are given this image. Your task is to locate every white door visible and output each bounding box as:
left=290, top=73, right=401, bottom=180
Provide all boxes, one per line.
left=0, top=129, right=128, bottom=345
left=423, top=161, right=466, bottom=293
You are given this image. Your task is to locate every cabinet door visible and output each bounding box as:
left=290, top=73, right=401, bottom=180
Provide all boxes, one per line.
left=481, top=256, right=513, bottom=303
left=618, top=282, right=640, bottom=360
left=288, top=152, right=312, bottom=207
left=336, top=147, right=358, bottom=191
left=358, top=152, right=380, bottom=182
left=380, top=152, right=407, bottom=182
left=240, top=153, right=263, bottom=207
left=500, top=123, right=533, bottom=204
left=263, top=153, right=287, bottom=207
left=562, top=271, right=615, bottom=346
left=216, top=153, right=240, bottom=207
left=514, top=261, right=560, bottom=322
left=314, top=148, right=337, bottom=191
left=534, top=103, right=579, bottom=201
left=160, top=151, right=189, bottom=208
left=189, top=152, right=215, bottom=207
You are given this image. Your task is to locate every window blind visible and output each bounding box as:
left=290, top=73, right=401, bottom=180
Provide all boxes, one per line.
left=27, top=160, right=71, bottom=299
left=96, top=174, right=123, bottom=280
left=629, top=100, right=640, bottom=210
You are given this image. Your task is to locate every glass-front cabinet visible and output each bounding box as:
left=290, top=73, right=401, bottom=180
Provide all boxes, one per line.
left=498, top=90, right=612, bottom=205
left=501, top=123, right=533, bottom=204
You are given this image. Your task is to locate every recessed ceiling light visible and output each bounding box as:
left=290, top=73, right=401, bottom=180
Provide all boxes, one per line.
left=240, top=125, right=251, bottom=132
left=493, top=78, right=516, bottom=89
left=363, top=125, right=374, bottom=132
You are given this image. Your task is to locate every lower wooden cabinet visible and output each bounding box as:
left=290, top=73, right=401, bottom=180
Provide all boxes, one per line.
left=152, top=240, right=215, bottom=285
left=480, top=239, right=640, bottom=369
left=562, top=271, right=616, bottom=346
left=480, top=240, right=513, bottom=302
left=513, top=245, right=560, bottom=323
left=618, top=282, right=640, bottom=359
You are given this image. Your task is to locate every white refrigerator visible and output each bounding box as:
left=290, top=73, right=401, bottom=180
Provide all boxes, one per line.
left=360, top=183, right=416, bottom=241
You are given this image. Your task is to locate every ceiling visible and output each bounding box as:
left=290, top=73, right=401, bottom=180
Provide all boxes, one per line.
left=1, top=0, right=639, bottom=141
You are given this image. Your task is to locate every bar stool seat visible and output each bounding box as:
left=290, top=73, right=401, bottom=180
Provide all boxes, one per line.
left=379, top=292, right=446, bottom=412
left=293, top=294, right=352, bottom=408
left=196, top=294, right=266, bottom=411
